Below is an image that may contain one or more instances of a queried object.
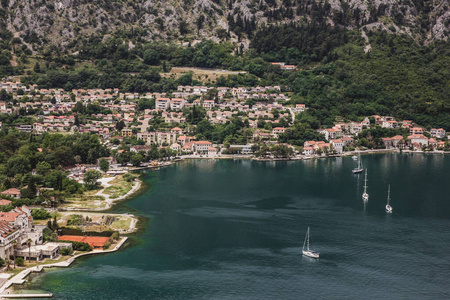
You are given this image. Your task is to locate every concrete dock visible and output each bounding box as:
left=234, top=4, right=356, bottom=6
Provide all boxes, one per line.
left=0, top=237, right=128, bottom=295
left=1, top=293, right=52, bottom=298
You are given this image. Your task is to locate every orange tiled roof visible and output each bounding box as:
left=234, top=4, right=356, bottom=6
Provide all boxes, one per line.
left=0, top=220, right=18, bottom=238
left=0, top=188, right=21, bottom=195
left=58, top=235, right=111, bottom=248
left=0, top=199, right=12, bottom=206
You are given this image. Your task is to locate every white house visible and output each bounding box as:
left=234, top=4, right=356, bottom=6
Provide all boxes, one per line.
left=331, top=139, right=343, bottom=154
left=272, top=127, right=286, bottom=138
left=170, top=98, right=185, bottom=111
left=303, top=147, right=315, bottom=156
left=0, top=188, right=21, bottom=199
left=410, top=127, right=423, bottom=135
left=203, top=100, right=215, bottom=110
left=430, top=128, right=446, bottom=139
left=193, top=141, right=212, bottom=154
left=155, top=98, right=170, bottom=110
left=408, top=134, right=428, bottom=146
left=208, top=147, right=218, bottom=156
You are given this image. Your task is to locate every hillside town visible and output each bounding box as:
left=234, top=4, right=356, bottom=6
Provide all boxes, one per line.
left=1, top=78, right=447, bottom=271
left=1, top=77, right=446, bottom=286
left=1, top=80, right=448, bottom=161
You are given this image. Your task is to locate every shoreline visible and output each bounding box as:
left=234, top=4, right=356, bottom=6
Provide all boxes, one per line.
left=174, top=149, right=450, bottom=163
left=0, top=174, right=149, bottom=295
left=1, top=150, right=446, bottom=295
left=100, top=176, right=143, bottom=211
left=0, top=237, right=128, bottom=296
left=62, top=176, right=144, bottom=212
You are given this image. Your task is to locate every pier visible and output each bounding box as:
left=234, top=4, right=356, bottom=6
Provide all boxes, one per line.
left=1, top=293, right=52, bottom=298
left=0, top=237, right=128, bottom=295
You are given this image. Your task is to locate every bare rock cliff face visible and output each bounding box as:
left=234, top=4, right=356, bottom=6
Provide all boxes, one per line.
left=0, top=0, right=448, bottom=49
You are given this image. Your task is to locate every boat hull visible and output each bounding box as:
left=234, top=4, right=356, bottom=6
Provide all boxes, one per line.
left=302, top=250, right=319, bottom=259
left=352, top=169, right=363, bottom=174
left=386, top=204, right=393, bottom=213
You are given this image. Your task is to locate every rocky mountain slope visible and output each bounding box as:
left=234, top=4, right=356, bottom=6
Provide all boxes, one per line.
left=0, top=0, right=448, bottom=52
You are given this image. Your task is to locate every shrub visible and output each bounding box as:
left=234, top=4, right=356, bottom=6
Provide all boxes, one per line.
left=43, top=227, right=58, bottom=242
left=122, top=173, right=135, bottom=182
left=71, top=241, right=93, bottom=251
left=15, top=257, right=25, bottom=266
left=60, top=247, right=73, bottom=255
left=67, top=214, right=84, bottom=226
left=111, top=231, right=119, bottom=241
left=31, top=208, right=51, bottom=220
left=103, top=241, right=111, bottom=249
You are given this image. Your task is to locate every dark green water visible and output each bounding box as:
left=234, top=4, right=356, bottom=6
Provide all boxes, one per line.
left=16, top=154, right=450, bottom=299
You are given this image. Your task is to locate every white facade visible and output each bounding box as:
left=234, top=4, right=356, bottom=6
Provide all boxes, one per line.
left=156, top=98, right=170, bottom=110
left=193, top=141, right=212, bottom=153
left=408, top=134, right=429, bottom=146
left=170, top=99, right=185, bottom=111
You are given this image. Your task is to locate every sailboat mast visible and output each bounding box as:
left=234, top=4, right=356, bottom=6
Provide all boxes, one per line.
left=363, top=170, right=368, bottom=193
left=387, top=185, right=390, bottom=205
left=307, top=227, right=310, bottom=251
left=303, top=227, right=308, bottom=250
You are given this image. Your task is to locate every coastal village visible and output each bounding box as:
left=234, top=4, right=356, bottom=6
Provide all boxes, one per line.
left=0, top=78, right=449, bottom=295
left=0, top=80, right=448, bottom=158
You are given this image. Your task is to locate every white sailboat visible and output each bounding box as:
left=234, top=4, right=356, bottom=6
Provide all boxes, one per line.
left=386, top=185, right=393, bottom=213
left=352, top=155, right=358, bottom=160
left=302, top=227, right=319, bottom=259
left=352, top=154, right=363, bottom=174
left=362, top=169, right=369, bottom=202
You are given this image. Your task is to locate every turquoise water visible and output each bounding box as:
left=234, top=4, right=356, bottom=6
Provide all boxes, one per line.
left=16, top=154, right=450, bottom=299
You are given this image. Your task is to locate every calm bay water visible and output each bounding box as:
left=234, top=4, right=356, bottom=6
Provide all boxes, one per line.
left=16, top=153, right=450, bottom=299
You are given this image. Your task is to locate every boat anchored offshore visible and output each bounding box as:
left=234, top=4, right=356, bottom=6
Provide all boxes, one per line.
left=362, top=169, right=369, bottom=203
left=352, top=154, right=363, bottom=174
left=386, top=184, right=393, bottom=213
left=302, top=227, right=319, bottom=259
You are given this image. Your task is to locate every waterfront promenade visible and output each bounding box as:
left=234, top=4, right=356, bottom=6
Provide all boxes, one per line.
left=0, top=237, right=128, bottom=296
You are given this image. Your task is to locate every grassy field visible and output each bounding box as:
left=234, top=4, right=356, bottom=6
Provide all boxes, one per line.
left=103, top=174, right=137, bottom=199
left=62, top=194, right=106, bottom=210
left=61, top=186, right=106, bottom=209
left=56, top=212, right=135, bottom=232
left=110, top=217, right=131, bottom=231
left=160, top=67, right=247, bottom=84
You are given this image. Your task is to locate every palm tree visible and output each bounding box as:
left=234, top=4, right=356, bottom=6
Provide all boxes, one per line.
left=5, top=258, right=11, bottom=271
left=11, top=240, right=17, bottom=269
left=26, top=239, right=33, bottom=263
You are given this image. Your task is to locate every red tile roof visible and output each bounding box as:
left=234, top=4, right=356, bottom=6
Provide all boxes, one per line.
left=194, top=141, right=212, bottom=145
left=0, top=199, right=12, bottom=206
left=0, top=212, right=22, bottom=222
left=0, top=220, right=18, bottom=238
left=58, top=235, right=111, bottom=248
left=0, top=188, right=21, bottom=195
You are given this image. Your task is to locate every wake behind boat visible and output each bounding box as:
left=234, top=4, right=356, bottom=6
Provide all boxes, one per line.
left=302, top=227, right=319, bottom=259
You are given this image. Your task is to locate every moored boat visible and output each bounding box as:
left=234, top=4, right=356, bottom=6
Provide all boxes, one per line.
left=302, top=227, right=319, bottom=259
left=352, top=154, right=363, bottom=174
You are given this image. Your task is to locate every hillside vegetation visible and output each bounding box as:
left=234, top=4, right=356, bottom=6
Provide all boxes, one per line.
left=0, top=0, right=448, bottom=129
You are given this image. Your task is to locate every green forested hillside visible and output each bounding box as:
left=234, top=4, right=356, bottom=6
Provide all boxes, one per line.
left=285, top=32, right=450, bottom=129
